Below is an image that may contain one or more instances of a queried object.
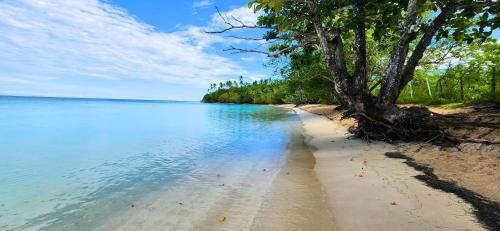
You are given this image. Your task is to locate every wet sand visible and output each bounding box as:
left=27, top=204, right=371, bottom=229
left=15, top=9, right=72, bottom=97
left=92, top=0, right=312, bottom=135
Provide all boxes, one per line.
left=249, top=123, right=337, bottom=231
left=98, top=121, right=336, bottom=230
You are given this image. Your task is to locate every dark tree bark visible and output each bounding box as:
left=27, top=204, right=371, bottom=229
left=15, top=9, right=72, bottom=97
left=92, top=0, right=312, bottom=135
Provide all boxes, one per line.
left=305, top=0, right=453, bottom=141
left=306, top=0, right=350, bottom=106
left=378, top=0, right=420, bottom=108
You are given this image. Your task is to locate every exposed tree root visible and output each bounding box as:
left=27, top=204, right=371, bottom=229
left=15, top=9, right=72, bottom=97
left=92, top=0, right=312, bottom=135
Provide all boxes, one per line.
left=343, top=106, right=455, bottom=146
left=334, top=103, right=349, bottom=111
left=453, top=138, right=500, bottom=145
left=341, top=104, right=500, bottom=147
left=385, top=152, right=500, bottom=231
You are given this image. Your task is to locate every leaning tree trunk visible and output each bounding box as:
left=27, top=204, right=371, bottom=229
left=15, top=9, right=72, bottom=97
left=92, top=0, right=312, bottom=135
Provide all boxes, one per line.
left=306, top=0, right=454, bottom=143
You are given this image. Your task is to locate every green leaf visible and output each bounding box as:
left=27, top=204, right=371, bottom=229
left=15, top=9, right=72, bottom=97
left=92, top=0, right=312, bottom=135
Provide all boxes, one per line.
left=255, top=4, right=264, bottom=11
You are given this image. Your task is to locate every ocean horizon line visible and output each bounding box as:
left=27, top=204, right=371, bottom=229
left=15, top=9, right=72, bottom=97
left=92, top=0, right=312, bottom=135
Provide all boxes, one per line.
left=0, top=94, right=200, bottom=103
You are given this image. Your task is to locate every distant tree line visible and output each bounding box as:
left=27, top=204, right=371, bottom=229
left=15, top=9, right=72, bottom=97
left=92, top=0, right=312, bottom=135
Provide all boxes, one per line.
left=202, top=65, right=337, bottom=105
left=203, top=40, right=498, bottom=106
left=202, top=76, right=288, bottom=104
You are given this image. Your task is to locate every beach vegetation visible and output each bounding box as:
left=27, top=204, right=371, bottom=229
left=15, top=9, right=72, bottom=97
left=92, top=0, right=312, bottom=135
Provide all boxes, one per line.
left=204, top=0, right=499, bottom=142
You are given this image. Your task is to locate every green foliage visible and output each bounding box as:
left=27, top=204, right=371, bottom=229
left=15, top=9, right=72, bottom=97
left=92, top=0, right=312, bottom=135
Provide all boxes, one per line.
left=203, top=1, right=499, bottom=107
left=203, top=40, right=498, bottom=107
left=397, top=41, right=499, bottom=105
left=281, top=55, right=337, bottom=104
left=202, top=68, right=336, bottom=105
left=251, top=0, right=498, bottom=46
left=202, top=78, right=287, bottom=104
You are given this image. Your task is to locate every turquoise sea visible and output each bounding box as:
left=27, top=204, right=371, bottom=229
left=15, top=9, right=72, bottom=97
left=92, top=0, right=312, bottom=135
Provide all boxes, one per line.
left=0, top=96, right=297, bottom=230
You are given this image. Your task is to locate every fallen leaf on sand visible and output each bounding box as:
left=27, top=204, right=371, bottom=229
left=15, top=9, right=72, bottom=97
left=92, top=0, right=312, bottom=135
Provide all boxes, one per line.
left=390, top=201, right=397, bottom=205
left=218, top=216, right=226, bottom=223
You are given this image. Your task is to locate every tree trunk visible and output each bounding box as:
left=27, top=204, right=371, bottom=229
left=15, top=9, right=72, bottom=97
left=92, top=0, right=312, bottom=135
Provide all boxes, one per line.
left=378, top=0, right=420, bottom=107
left=460, top=75, right=465, bottom=101
left=305, top=0, right=452, bottom=143
left=492, top=66, right=496, bottom=101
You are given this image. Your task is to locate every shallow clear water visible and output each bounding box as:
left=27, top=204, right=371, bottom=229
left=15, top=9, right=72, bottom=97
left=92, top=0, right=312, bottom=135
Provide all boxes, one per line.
left=0, top=96, right=297, bottom=231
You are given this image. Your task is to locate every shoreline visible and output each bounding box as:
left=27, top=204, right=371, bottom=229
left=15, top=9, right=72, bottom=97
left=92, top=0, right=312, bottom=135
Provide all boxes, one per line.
left=97, top=104, right=488, bottom=230
left=291, top=107, right=486, bottom=230
left=249, top=120, right=337, bottom=230
left=97, top=111, right=336, bottom=230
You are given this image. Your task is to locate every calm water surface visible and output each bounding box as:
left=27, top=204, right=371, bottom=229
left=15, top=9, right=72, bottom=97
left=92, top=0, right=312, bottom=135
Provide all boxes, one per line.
left=0, top=96, right=297, bottom=230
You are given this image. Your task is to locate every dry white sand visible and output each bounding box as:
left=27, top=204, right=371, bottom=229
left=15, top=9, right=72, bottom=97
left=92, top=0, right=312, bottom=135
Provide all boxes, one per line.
left=293, top=107, right=485, bottom=231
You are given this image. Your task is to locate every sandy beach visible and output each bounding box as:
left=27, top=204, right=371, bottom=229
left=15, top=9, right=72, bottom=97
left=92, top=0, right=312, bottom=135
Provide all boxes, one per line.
left=96, top=105, right=491, bottom=231
left=292, top=107, right=486, bottom=230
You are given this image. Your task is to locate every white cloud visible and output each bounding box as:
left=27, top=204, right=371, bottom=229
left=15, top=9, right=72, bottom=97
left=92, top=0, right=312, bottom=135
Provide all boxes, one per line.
left=0, top=0, right=255, bottom=88
left=193, top=0, right=213, bottom=9
left=241, top=56, right=259, bottom=62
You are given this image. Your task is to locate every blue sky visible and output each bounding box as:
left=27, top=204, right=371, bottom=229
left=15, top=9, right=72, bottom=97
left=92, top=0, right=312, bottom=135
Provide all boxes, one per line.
left=0, top=0, right=271, bottom=100
left=1, top=1, right=497, bottom=101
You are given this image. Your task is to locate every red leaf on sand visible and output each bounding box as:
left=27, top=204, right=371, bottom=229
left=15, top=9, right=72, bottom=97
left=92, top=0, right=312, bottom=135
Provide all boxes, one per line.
left=391, top=201, right=397, bottom=205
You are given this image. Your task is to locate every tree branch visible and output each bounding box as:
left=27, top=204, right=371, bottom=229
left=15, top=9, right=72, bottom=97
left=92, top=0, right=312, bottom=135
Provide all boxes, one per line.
left=420, top=44, right=458, bottom=65
left=224, top=35, right=266, bottom=41
left=205, top=6, right=271, bottom=34
left=223, top=43, right=310, bottom=57
left=378, top=0, right=420, bottom=106
left=399, top=5, right=457, bottom=91
left=369, top=77, right=382, bottom=92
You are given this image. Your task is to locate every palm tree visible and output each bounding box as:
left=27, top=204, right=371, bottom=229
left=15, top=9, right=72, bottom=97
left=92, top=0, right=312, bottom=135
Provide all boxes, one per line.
left=239, top=76, right=244, bottom=86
